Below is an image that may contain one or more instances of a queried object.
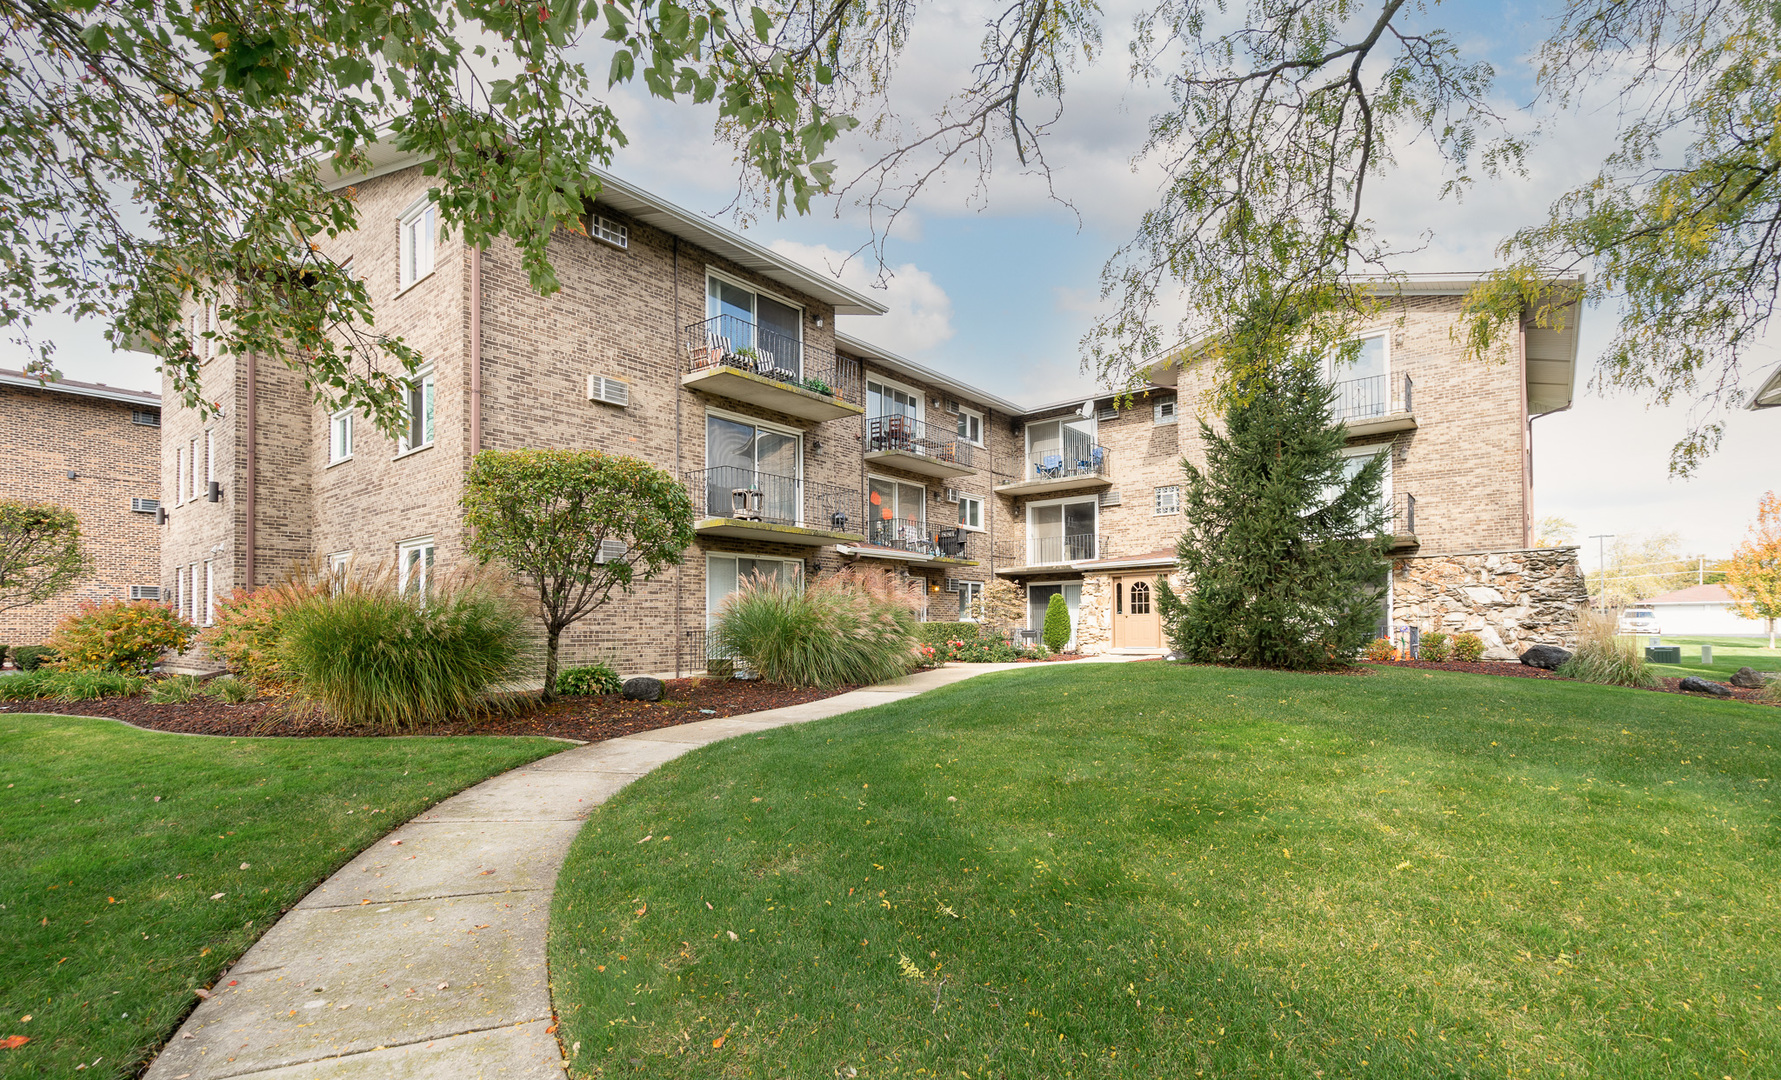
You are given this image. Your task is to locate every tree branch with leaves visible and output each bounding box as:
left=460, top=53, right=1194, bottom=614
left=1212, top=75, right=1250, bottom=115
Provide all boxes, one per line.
left=0, top=499, right=90, bottom=614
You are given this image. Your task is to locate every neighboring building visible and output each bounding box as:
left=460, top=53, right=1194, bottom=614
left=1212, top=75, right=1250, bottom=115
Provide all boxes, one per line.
left=1751, top=361, right=1781, bottom=410
left=1639, top=584, right=1772, bottom=636
left=156, top=150, right=1590, bottom=671
left=0, top=370, right=162, bottom=646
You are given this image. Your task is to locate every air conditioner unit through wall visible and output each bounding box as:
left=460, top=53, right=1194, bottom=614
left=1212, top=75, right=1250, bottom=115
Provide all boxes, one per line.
left=944, top=488, right=960, bottom=503
left=586, top=374, right=630, bottom=407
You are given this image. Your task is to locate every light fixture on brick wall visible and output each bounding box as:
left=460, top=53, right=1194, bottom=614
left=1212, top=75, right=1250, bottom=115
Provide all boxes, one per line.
left=65, top=470, right=77, bottom=480
left=206, top=480, right=222, bottom=502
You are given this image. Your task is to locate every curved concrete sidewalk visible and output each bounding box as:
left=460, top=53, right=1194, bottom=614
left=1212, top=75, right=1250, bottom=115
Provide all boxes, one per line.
left=144, top=659, right=1134, bottom=1079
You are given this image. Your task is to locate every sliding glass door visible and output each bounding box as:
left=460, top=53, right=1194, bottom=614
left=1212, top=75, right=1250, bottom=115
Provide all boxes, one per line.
left=707, top=415, right=801, bottom=524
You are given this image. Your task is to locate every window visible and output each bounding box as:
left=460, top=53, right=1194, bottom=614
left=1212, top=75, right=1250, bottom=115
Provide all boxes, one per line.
left=399, top=198, right=438, bottom=289
left=868, top=475, right=926, bottom=546
left=205, top=430, right=214, bottom=490
left=175, top=566, right=186, bottom=618
left=1128, top=580, right=1151, bottom=615
left=1328, top=332, right=1390, bottom=420
left=189, top=437, right=200, bottom=502
left=956, top=407, right=983, bottom=445
left=328, top=551, right=352, bottom=577
left=955, top=580, right=984, bottom=621
left=706, top=554, right=801, bottom=624
left=707, top=274, right=802, bottom=377
left=1153, top=397, right=1178, bottom=424
left=1027, top=498, right=1098, bottom=563
left=174, top=445, right=185, bottom=505
left=706, top=414, right=800, bottom=524
left=203, top=561, right=215, bottom=627
left=866, top=378, right=920, bottom=421
left=1322, top=446, right=1392, bottom=524
left=329, top=409, right=354, bottom=464
left=1154, top=485, right=1180, bottom=515
left=1023, top=415, right=1098, bottom=474
left=187, top=562, right=198, bottom=621
left=131, top=409, right=160, bottom=427
left=587, top=212, right=629, bottom=249
left=398, top=538, right=435, bottom=599
left=131, top=497, right=159, bottom=514
left=957, top=494, right=984, bottom=531
left=399, top=367, right=435, bottom=454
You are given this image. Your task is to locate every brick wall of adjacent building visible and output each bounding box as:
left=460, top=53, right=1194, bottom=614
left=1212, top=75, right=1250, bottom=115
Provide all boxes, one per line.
left=1, top=381, right=161, bottom=647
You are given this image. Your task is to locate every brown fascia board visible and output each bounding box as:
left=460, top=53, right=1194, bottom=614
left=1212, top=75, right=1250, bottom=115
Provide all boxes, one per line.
left=835, top=331, right=1027, bottom=415
left=0, top=369, right=160, bottom=406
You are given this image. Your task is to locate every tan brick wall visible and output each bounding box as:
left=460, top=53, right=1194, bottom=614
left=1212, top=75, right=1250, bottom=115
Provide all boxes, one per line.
left=0, top=385, right=161, bottom=646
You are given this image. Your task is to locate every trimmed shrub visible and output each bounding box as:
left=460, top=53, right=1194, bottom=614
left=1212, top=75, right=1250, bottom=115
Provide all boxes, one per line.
left=1451, top=633, right=1487, bottom=663
left=1556, top=610, right=1660, bottom=688
left=206, top=675, right=256, bottom=704
left=1419, top=630, right=1452, bottom=662
left=205, top=570, right=339, bottom=688
left=713, top=566, right=922, bottom=689
left=1041, top=593, right=1072, bottom=653
left=46, top=600, right=196, bottom=674
left=0, top=671, right=53, bottom=700
left=277, top=568, right=539, bottom=731
left=1361, top=637, right=1396, bottom=662
left=148, top=675, right=203, bottom=704
left=51, top=670, right=144, bottom=701
left=555, top=664, right=622, bottom=696
left=12, top=645, right=58, bottom=671
left=943, top=639, right=1044, bottom=663
left=918, top=622, right=980, bottom=646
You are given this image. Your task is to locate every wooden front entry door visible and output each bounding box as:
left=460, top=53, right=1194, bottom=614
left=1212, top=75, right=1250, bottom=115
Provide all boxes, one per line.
left=1111, top=574, right=1162, bottom=649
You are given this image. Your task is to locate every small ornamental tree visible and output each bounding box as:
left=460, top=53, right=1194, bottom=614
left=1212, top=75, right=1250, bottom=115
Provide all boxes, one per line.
left=1726, top=490, right=1781, bottom=649
left=979, top=579, right=1025, bottom=642
left=1155, top=326, right=1390, bottom=670
left=1041, top=593, right=1072, bottom=653
left=462, top=449, right=696, bottom=699
left=0, top=499, right=90, bottom=613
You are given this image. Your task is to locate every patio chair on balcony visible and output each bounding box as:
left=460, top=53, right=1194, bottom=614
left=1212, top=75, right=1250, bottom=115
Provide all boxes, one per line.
left=690, top=333, right=733, bottom=371
left=1037, top=454, right=1063, bottom=478
left=936, top=529, right=965, bottom=558
left=730, top=488, right=764, bottom=521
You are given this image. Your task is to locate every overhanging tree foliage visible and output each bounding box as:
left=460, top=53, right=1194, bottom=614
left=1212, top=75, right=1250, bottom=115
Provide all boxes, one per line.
left=461, top=449, right=695, bottom=699
left=1726, top=490, right=1781, bottom=649
left=1155, top=314, right=1390, bottom=670
left=0, top=499, right=90, bottom=613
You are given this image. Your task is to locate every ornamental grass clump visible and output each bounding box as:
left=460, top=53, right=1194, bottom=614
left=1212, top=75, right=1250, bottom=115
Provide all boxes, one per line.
left=1556, top=609, right=1661, bottom=688
left=713, top=566, right=922, bottom=689
left=277, top=566, right=539, bottom=731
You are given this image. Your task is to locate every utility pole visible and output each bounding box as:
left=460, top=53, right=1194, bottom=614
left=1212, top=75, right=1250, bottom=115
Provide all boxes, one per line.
left=1588, top=534, right=1615, bottom=608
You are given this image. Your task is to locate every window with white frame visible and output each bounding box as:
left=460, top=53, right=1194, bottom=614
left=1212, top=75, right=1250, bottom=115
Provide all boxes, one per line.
left=866, top=378, right=920, bottom=421
left=174, top=445, right=185, bottom=505
left=205, top=429, right=214, bottom=489
left=1154, top=485, right=1180, bottom=515
left=706, top=274, right=803, bottom=376
left=705, top=413, right=801, bottom=524
left=1023, top=415, right=1098, bottom=472
left=399, top=367, right=435, bottom=454
left=705, top=554, right=801, bottom=624
left=328, top=551, right=352, bottom=577
left=329, top=409, right=354, bottom=463
left=1321, top=446, right=1392, bottom=526
left=1327, top=332, right=1390, bottom=421
left=955, top=580, right=984, bottom=621
left=957, top=494, right=984, bottom=531
left=398, top=538, right=435, bottom=599
left=203, top=561, right=215, bottom=626
left=868, top=475, right=926, bottom=547
left=399, top=199, right=437, bottom=289
left=956, top=407, right=983, bottom=446
left=188, top=437, right=200, bottom=501
left=587, top=212, right=629, bottom=249
left=187, top=561, right=198, bottom=621
left=1153, top=397, right=1178, bottom=424
left=1027, top=497, right=1098, bottom=563
left=175, top=565, right=186, bottom=619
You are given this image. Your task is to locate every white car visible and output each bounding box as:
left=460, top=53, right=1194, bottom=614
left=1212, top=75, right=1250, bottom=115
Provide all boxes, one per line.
left=1618, top=608, right=1662, bottom=635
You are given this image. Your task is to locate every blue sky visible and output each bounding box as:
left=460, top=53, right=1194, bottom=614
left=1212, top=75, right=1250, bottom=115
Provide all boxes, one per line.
left=8, top=0, right=1777, bottom=557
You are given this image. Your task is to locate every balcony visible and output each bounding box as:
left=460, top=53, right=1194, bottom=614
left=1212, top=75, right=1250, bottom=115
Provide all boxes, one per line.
left=1334, top=373, right=1415, bottom=438
left=843, top=516, right=981, bottom=565
left=1389, top=492, right=1418, bottom=551
left=684, top=466, right=864, bottom=546
left=682, top=315, right=865, bottom=423
left=995, top=446, right=1113, bottom=497
left=863, top=415, right=976, bottom=478
left=992, top=533, right=1109, bottom=575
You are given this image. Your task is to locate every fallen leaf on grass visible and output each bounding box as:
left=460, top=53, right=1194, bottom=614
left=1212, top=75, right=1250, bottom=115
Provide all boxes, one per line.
left=437, top=982, right=449, bottom=990
left=0, top=1036, right=29, bottom=1049
left=239, top=863, right=250, bottom=870
left=192, top=988, right=210, bottom=1000
left=210, top=893, right=226, bottom=900
left=713, top=1035, right=725, bottom=1048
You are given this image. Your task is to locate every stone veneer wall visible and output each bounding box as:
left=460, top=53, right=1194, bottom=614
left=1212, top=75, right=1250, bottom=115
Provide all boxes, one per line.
left=1392, top=546, right=1589, bottom=660
left=1073, top=569, right=1186, bottom=655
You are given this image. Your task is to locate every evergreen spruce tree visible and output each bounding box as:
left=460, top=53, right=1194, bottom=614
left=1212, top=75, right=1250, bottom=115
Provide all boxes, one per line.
left=1156, top=340, right=1391, bottom=670
left=1042, top=593, right=1074, bottom=653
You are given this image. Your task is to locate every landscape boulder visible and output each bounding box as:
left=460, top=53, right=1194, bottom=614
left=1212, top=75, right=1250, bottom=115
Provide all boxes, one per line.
left=1518, top=644, right=1572, bottom=671
left=621, top=676, right=666, bottom=702
left=1729, top=666, right=1766, bottom=690
left=1677, top=676, right=1734, bottom=697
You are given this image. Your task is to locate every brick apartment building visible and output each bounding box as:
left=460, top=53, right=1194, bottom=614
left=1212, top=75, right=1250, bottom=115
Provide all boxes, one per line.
left=156, top=148, right=1588, bottom=672
left=1, top=370, right=163, bottom=646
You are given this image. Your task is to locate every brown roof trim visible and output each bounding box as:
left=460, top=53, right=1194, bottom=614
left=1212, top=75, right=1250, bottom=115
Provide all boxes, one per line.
left=0, top=369, right=160, bottom=406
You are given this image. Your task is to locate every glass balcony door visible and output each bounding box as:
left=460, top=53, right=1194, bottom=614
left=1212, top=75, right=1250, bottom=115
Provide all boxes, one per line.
left=707, top=415, right=801, bottom=524
left=1026, top=416, right=1098, bottom=473
left=707, top=276, right=803, bottom=378
left=1028, top=499, right=1097, bottom=563
left=867, top=476, right=927, bottom=549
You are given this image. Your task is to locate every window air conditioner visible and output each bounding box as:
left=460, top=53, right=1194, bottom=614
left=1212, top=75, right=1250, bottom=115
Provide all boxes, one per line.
left=586, top=374, right=630, bottom=407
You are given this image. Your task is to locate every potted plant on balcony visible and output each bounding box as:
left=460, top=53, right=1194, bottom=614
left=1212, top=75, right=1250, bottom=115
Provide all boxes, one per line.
left=802, top=375, right=833, bottom=396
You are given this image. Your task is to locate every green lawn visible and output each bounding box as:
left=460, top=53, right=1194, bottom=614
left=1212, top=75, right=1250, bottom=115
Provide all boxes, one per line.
left=550, top=663, right=1779, bottom=1079
left=0, top=714, right=563, bottom=1076
left=1635, top=635, right=1779, bottom=682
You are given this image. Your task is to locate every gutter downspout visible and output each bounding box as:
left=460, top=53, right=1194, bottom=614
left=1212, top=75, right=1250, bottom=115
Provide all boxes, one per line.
left=673, top=236, right=683, bottom=679
left=469, top=246, right=483, bottom=454
left=1517, top=323, right=1531, bottom=548
left=244, top=351, right=256, bottom=590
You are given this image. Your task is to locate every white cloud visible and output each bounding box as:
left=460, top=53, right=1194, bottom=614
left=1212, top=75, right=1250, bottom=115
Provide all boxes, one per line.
left=767, top=240, right=956, bottom=357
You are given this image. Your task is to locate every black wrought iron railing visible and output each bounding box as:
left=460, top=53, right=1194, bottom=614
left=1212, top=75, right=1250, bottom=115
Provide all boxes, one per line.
left=863, top=414, right=976, bottom=468
left=1001, top=444, right=1110, bottom=486
left=685, top=314, right=856, bottom=401
left=995, top=533, right=1106, bottom=566
left=1394, top=491, right=1417, bottom=537
left=684, top=466, right=859, bottom=532
left=860, top=516, right=980, bottom=561
left=1332, top=373, right=1414, bottom=423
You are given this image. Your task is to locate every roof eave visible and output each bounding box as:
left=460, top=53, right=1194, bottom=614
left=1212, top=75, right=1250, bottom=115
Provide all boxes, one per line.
left=834, top=331, right=1026, bottom=414
left=0, top=371, right=160, bottom=406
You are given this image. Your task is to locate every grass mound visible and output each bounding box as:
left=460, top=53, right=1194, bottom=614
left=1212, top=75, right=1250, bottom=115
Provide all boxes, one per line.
left=550, top=663, right=1777, bottom=1078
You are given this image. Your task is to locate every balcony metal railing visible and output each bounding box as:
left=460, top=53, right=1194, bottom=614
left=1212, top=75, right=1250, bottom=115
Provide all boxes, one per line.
left=1331, top=373, right=1413, bottom=423
left=1003, top=444, right=1110, bottom=485
left=684, top=466, right=858, bottom=532
left=864, top=414, right=976, bottom=468
left=861, top=515, right=980, bottom=560
left=1394, top=491, right=1417, bottom=537
left=995, top=533, right=1107, bottom=566
left=684, top=314, right=858, bottom=402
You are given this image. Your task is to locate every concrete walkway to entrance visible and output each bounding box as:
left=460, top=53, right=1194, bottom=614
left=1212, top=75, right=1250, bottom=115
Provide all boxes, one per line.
left=145, top=658, right=1136, bottom=1079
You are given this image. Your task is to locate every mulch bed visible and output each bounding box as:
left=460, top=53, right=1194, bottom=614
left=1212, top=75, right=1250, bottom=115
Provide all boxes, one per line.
left=1, top=678, right=854, bottom=741
left=1364, top=659, right=1777, bottom=706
